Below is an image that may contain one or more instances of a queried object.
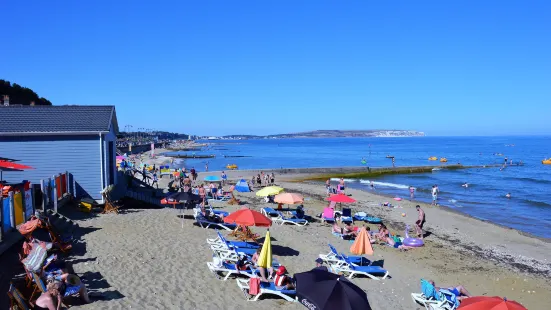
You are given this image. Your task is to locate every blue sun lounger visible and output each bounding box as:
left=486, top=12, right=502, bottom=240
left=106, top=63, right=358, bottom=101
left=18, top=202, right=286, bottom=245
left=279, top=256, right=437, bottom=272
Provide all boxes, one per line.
left=332, top=254, right=389, bottom=280
left=206, top=260, right=261, bottom=281
left=273, top=211, right=309, bottom=226
left=195, top=214, right=237, bottom=231
left=236, top=278, right=296, bottom=302
left=318, top=244, right=372, bottom=266
left=208, top=231, right=260, bottom=249
left=209, top=206, right=230, bottom=218
left=260, top=207, right=280, bottom=218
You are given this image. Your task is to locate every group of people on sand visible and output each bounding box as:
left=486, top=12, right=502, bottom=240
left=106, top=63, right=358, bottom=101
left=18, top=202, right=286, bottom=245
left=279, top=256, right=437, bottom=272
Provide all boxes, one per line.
left=251, top=172, right=275, bottom=187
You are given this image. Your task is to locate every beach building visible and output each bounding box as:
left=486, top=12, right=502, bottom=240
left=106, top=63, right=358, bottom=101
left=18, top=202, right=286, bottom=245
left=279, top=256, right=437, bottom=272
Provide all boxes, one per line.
left=0, top=105, right=119, bottom=202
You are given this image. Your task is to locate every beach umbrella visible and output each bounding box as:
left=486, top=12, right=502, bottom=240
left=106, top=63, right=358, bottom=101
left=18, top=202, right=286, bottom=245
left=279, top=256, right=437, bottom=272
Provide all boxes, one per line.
left=0, top=160, right=34, bottom=182
left=234, top=179, right=250, bottom=192
left=224, top=208, right=272, bottom=227
left=204, top=175, right=221, bottom=182
left=458, top=296, right=527, bottom=310
left=255, top=186, right=284, bottom=197
left=295, top=269, right=372, bottom=310
left=274, top=193, right=304, bottom=205
left=256, top=230, right=272, bottom=269
left=326, top=194, right=356, bottom=203
left=350, top=227, right=373, bottom=256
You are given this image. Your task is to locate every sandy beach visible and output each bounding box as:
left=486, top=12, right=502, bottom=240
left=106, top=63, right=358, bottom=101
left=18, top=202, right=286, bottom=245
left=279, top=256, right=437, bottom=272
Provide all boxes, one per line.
left=33, top=160, right=550, bottom=310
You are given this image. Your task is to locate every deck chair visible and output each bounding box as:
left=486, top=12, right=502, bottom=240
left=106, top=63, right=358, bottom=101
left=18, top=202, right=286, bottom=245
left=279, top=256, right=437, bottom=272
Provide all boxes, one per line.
left=212, top=246, right=257, bottom=263
left=272, top=212, right=308, bottom=226
left=340, top=208, right=353, bottom=223
left=101, top=185, right=120, bottom=214
left=195, top=214, right=236, bottom=231
left=8, top=282, right=30, bottom=310
left=318, top=244, right=371, bottom=266
left=332, top=255, right=389, bottom=280
left=411, top=279, right=459, bottom=310
left=260, top=207, right=280, bottom=218
left=236, top=278, right=296, bottom=302
left=322, top=208, right=335, bottom=224
left=206, top=258, right=260, bottom=281
left=207, top=231, right=260, bottom=249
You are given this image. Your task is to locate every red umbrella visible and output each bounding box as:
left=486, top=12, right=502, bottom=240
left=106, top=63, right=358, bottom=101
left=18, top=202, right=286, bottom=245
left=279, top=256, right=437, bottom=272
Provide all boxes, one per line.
left=326, top=194, right=356, bottom=203
left=224, top=208, right=272, bottom=227
left=458, top=296, right=527, bottom=310
left=0, top=160, right=34, bottom=182
left=0, top=160, right=34, bottom=170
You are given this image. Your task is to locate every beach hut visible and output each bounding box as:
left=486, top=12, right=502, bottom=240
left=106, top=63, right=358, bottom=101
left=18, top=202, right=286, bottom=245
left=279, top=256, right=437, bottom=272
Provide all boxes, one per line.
left=0, top=105, right=119, bottom=202
left=234, top=179, right=250, bottom=192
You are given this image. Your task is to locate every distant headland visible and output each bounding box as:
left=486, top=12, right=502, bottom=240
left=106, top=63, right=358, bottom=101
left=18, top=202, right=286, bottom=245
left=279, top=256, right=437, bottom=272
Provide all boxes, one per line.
left=205, top=130, right=425, bottom=140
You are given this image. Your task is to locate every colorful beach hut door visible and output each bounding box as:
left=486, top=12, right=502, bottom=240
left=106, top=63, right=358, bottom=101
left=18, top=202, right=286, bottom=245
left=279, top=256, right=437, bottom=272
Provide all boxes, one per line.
left=2, top=197, right=12, bottom=232
left=14, top=192, right=24, bottom=226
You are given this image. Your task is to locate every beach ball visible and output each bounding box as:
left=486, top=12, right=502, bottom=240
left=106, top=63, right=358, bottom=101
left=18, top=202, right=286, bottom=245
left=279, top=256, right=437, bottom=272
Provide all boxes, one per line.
left=401, top=213, right=406, bottom=217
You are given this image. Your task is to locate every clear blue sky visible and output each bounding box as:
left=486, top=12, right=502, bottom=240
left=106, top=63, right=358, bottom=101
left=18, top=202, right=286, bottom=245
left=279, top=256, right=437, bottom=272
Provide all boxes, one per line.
left=3, top=1, right=551, bottom=136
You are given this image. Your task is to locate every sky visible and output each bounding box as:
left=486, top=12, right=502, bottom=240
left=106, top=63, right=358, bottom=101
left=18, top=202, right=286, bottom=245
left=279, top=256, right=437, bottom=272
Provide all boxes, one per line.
left=2, top=1, right=551, bottom=136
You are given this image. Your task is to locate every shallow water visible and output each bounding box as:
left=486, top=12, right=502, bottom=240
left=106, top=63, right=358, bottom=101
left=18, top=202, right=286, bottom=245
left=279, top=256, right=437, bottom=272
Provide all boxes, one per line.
left=165, top=136, right=551, bottom=238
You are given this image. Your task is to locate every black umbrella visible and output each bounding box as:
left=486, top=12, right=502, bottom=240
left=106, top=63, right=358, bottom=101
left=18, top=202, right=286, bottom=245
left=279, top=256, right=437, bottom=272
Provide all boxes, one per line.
left=167, top=192, right=201, bottom=203
left=295, top=270, right=371, bottom=310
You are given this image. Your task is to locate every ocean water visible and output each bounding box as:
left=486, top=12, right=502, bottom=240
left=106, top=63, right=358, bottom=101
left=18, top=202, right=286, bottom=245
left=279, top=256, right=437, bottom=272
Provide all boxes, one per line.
left=165, top=137, right=551, bottom=238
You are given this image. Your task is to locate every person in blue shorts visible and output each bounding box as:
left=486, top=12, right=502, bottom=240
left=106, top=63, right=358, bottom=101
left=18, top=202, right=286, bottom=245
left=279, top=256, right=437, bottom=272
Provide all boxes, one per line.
left=429, top=280, right=472, bottom=301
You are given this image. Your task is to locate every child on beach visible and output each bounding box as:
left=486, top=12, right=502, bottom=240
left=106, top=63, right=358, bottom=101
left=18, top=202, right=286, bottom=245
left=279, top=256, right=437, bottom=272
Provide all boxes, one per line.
left=151, top=171, right=159, bottom=189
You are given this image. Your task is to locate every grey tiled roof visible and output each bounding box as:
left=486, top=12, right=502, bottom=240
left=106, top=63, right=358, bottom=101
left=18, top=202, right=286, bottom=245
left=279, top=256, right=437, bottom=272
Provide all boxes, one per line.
left=0, top=105, right=118, bottom=134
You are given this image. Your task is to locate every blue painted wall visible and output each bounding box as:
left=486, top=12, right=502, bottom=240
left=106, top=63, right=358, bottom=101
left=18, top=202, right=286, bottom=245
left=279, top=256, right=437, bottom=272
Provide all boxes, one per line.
left=0, top=135, right=104, bottom=201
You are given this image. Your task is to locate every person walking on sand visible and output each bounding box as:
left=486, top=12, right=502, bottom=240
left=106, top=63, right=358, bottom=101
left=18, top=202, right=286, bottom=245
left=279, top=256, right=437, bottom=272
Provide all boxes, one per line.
left=151, top=171, right=159, bottom=189
left=142, top=165, right=148, bottom=185
left=325, top=179, right=331, bottom=196
left=409, top=186, right=415, bottom=199
left=431, top=185, right=438, bottom=205
left=221, top=171, right=227, bottom=186
left=415, top=205, right=426, bottom=239
left=191, top=167, right=197, bottom=181
left=270, top=173, right=275, bottom=185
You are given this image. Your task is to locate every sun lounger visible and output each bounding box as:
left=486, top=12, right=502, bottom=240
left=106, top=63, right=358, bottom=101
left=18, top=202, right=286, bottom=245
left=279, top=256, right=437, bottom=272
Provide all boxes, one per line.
left=209, top=206, right=229, bottom=218
left=206, top=260, right=260, bottom=281
left=272, top=211, right=308, bottom=226
left=207, top=231, right=260, bottom=249
left=332, top=255, right=389, bottom=280
left=322, top=207, right=335, bottom=224
left=339, top=208, right=353, bottom=223
left=318, top=244, right=371, bottom=266
left=8, top=282, right=30, bottom=310
left=195, top=214, right=237, bottom=231
left=260, top=207, right=280, bottom=218
left=236, top=278, right=296, bottom=302
left=411, top=279, right=459, bottom=310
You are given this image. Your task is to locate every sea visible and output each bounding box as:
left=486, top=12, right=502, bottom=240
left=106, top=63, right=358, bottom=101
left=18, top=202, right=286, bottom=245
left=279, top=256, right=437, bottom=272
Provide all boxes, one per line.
left=164, top=136, right=551, bottom=238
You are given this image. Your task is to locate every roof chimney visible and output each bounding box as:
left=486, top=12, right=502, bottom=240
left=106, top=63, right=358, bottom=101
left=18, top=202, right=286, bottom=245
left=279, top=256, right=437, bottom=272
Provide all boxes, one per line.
left=2, top=95, right=9, bottom=106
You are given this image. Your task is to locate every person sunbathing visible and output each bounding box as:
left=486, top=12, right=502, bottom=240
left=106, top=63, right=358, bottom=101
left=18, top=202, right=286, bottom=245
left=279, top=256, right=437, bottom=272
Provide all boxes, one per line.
left=273, top=266, right=295, bottom=290
left=375, top=224, right=389, bottom=241
left=251, top=248, right=274, bottom=279
left=384, top=236, right=414, bottom=251
left=429, top=280, right=472, bottom=301
left=332, top=223, right=356, bottom=238
left=36, top=276, right=90, bottom=310
left=343, top=223, right=359, bottom=237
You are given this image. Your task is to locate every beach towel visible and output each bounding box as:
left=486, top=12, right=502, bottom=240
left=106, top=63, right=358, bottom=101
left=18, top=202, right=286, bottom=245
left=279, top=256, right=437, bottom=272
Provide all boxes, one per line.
left=22, top=244, right=48, bottom=272
left=18, top=218, right=42, bottom=235
left=322, top=208, right=334, bottom=219
left=248, top=278, right=261, bottom=295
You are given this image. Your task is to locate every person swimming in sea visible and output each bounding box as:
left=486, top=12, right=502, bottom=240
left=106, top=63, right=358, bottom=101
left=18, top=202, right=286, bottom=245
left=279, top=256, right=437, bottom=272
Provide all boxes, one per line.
left=505, top=193, right=511, bottom=199
left=462, top=183, right=468, bottom=188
